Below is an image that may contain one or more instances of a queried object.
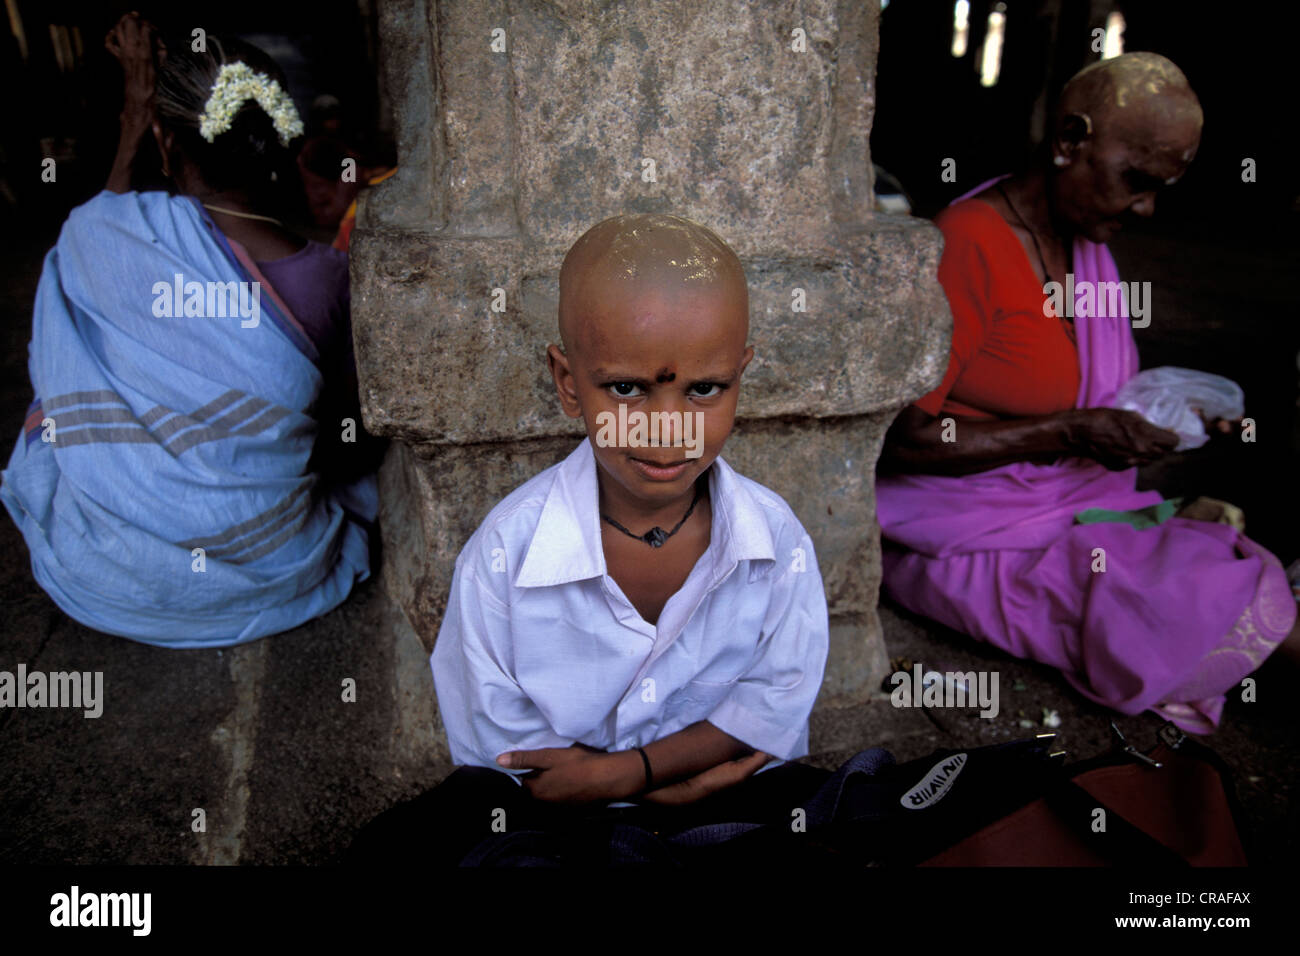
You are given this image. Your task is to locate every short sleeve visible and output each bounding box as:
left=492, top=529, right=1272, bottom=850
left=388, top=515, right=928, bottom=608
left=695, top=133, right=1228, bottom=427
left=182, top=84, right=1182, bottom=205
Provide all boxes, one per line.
left=706, top=529, right=830, bottom=761
left=912, top=203, right=997, bottom=417
left=429, top=531, right=574, bottom=778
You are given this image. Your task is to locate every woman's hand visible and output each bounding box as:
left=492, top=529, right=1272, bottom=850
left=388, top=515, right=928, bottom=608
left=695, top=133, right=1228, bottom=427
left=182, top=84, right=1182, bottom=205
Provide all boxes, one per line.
left=1191, top=406, right=1240, bottom=438
left=1065, top=408, right=1179, bottom=469
left=104, top=13, right=165, bottom=193
left=638, top=750, right=770, bottom=806
left=105, top=13, right=161, bottom=137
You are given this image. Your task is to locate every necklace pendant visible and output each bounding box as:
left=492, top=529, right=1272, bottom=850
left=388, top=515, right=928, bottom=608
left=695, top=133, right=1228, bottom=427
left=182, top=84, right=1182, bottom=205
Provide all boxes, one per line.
left=643, top=527, right=668, bottom=548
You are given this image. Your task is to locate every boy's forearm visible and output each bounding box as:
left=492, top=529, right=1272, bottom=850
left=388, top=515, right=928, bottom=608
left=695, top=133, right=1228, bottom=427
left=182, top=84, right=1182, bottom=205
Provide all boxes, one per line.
left=605, top=721, right=752, bottom=799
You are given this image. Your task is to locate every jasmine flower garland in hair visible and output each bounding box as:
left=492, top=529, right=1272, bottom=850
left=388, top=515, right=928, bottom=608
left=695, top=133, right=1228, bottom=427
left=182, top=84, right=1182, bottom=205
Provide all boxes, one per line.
left=198, top=62, right=304, bottom=147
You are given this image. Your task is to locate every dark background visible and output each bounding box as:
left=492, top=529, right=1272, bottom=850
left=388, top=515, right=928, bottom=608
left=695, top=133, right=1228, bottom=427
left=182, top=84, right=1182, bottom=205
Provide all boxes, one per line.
left=0, top=0, right=388, bottom=232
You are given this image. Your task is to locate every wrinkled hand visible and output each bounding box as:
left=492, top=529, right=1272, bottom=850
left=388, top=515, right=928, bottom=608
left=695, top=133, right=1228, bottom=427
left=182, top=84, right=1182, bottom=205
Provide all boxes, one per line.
left=105, top=13, right=161, bottom=131
left=496, top=744, right=622, bottom=805
left=638, top=750, right=771, bottom=806
left=1067, top=408, right=1179, bottom=469
left=1190, top=406, right=1240, bottom=438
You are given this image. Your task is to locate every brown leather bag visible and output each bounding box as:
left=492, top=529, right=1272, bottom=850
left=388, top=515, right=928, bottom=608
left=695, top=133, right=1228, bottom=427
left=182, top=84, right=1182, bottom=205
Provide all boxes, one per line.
left=921, top=723, right=1248, bottom=867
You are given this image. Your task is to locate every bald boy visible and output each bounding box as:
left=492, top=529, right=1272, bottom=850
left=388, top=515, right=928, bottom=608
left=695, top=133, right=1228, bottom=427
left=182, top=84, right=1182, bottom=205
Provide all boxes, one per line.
left=352, top=214, right=831, bottom=865
left=548, top=214, right=752, bottom=629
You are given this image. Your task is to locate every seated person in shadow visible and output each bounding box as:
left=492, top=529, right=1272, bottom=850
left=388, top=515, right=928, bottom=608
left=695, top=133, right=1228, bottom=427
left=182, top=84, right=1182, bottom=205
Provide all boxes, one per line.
left=877, top=53, right=1297, bottom=734
left=1, top=14, right=381, bottom=647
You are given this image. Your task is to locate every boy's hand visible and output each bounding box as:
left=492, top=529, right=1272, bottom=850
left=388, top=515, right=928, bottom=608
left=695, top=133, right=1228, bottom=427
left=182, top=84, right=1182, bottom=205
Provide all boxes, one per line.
left=497, top=745, right=632, bottom=804
left=638, top=750, right=770, bottom=806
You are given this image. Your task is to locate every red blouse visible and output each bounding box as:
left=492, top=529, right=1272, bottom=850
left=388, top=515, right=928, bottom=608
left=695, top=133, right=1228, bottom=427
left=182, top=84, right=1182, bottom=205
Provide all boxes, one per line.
left=914, top=198, right=1081, bottom=421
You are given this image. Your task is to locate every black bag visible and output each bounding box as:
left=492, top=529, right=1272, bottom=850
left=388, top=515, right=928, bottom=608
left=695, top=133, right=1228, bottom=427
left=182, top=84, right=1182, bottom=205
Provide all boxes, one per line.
left=459, top=722, right=1248, bottom=867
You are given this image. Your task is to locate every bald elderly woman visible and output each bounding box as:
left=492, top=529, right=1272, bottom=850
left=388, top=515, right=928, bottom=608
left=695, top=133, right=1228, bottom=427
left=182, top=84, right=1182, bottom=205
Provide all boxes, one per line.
left=877, top=53, right=1297, bottom=734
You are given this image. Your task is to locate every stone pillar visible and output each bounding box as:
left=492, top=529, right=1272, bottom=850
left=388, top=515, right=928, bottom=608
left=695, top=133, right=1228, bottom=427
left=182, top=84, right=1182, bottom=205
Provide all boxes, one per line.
left=351, top=0, right=951, bottom=758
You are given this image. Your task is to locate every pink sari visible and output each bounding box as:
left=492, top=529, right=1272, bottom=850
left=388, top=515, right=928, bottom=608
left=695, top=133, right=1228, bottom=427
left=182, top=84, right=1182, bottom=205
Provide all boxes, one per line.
left=876, top=183, right=1294, bottom=733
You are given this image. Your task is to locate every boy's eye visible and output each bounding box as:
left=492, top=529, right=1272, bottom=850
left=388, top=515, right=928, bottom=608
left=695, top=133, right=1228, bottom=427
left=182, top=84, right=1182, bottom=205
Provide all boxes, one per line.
left=689, top=383, right=724, bottom=398
left=608, top=382, right=643, bottom=398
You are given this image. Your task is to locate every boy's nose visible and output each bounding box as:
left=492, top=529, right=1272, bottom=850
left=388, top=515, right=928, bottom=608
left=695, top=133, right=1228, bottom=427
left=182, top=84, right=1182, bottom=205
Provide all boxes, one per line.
left=645, top=401, right=685, bottom=447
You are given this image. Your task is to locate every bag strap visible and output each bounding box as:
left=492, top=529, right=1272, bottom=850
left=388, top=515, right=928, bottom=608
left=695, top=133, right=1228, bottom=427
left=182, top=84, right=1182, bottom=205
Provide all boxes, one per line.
left=1042, top=775, right=1189, bottom=867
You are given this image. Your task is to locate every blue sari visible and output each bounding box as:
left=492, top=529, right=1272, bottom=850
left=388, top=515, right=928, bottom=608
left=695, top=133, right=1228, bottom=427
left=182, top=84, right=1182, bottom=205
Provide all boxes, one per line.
left=1, top=190, right=377, bottom=647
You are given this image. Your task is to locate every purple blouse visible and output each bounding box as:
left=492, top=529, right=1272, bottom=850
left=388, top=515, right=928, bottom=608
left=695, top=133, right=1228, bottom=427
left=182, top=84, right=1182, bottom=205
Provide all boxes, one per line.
left=255, top=240, right=351, bottom=363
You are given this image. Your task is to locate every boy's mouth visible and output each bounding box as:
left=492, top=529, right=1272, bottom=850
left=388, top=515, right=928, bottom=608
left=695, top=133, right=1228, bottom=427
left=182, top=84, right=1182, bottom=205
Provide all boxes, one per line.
left=629, top=455, right=691, bottom=482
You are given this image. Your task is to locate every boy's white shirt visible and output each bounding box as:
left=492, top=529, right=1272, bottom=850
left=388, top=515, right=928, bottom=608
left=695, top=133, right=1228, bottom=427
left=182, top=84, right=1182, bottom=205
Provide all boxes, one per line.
left=430, top=437, right=830, bottom=795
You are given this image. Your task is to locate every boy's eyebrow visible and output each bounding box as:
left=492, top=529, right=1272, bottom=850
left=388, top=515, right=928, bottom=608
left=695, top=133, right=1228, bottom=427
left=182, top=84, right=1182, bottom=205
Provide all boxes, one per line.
left=589, top=366, right=740, bottom=382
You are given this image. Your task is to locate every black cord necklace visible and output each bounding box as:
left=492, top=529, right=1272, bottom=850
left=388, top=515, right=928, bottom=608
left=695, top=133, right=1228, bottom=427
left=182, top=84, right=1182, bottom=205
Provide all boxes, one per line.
left=997, top=182, right=1074, bottom=336
left=601, top=479, right=704, bottom=548
left=996, top=182, right=1058, bottom=287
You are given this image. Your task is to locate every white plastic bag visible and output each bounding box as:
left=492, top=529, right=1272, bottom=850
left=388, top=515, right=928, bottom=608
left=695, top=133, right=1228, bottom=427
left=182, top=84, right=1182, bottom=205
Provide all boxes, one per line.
left=1112, top=366, right=1244, bottom=451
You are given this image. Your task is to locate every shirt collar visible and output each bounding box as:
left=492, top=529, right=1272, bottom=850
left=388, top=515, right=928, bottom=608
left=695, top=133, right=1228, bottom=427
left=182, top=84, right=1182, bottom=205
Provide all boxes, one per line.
left=514, top=438, right=775, bottom=589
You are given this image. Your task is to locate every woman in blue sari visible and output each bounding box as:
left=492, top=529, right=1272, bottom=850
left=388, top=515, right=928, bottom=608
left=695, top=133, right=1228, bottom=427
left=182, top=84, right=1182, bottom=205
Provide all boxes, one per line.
left=1, top=16, right=378, bottom=647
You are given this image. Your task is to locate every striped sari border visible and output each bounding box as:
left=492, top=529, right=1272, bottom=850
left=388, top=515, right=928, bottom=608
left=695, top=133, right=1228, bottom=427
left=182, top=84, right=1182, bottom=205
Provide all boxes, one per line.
left=28, top=387, right=292, bottom=455
left=178, top=482, right=314, bottom=558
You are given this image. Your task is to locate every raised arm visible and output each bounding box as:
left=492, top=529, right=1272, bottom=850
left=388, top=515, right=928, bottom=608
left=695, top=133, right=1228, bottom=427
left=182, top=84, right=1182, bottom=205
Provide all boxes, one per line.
left=104, top=13, right=163, bottom=194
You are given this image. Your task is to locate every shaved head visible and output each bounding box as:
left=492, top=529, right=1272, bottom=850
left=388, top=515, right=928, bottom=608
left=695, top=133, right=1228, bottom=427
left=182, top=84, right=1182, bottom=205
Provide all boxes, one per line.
left=1038, top=52, right=1203, bottom=241
left=558, top=213, right=748, bottom=357
left=547, top=213, right=753, bottom=516
left=1059, top=52, right=1202, bottom=159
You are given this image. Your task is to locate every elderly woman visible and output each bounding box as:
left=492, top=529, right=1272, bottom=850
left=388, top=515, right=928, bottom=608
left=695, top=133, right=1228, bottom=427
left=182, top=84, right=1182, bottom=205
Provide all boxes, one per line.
left=0, top=15, right=377, bottom=646
left=877, top=53, right=1296, bottom=734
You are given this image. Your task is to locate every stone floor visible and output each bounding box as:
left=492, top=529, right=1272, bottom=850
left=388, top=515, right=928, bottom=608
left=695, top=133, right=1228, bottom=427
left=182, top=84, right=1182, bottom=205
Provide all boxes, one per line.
left=1, top=209, right=1296, bottom=865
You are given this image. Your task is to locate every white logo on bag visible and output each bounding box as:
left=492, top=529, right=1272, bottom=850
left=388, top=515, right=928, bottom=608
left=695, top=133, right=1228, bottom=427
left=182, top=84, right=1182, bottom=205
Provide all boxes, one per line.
left=900, top=753, right=967, bottom=809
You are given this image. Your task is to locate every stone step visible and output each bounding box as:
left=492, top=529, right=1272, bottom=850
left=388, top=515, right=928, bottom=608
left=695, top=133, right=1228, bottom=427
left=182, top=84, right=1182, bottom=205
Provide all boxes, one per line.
left=0, top=570, right=446, bottom=865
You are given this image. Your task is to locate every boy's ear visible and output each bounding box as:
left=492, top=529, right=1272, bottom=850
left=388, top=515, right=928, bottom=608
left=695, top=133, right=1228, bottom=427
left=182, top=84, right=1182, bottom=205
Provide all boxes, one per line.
left=738, top=345, right=755, bottom=376
left=546, top=344, right=584, bottom=419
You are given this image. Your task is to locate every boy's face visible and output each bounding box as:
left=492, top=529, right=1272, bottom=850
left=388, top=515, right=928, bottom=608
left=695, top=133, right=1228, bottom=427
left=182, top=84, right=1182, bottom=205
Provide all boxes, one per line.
left=549, top=279, right=752, bottom=511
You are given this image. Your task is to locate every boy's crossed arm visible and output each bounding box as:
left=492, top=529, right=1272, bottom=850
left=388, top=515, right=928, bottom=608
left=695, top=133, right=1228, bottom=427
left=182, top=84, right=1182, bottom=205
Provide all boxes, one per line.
left=497, top=721, right=768, bottom=805
left=434, top=524, right=827, bottom=809
left=491, top=544, right=829, bottom=807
